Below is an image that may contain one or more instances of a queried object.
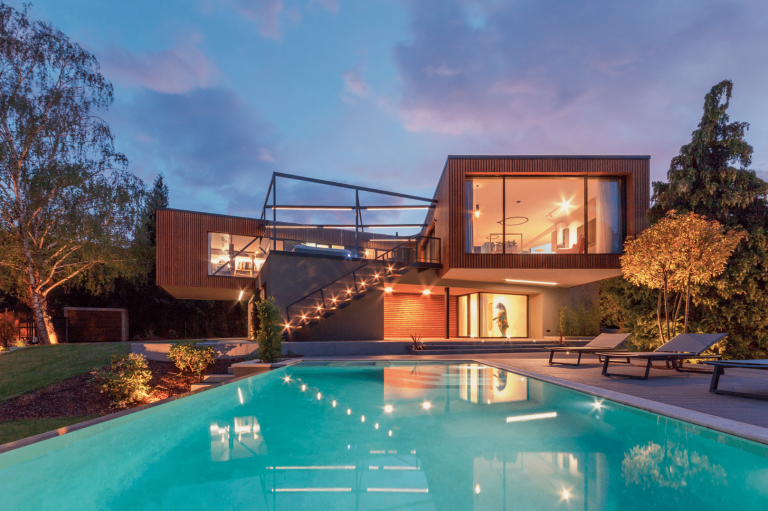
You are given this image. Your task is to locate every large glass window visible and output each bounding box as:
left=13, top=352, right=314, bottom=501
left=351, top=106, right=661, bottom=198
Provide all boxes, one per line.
left=465, top=177, right=503, bottom=253
left=208, top=233, right=264, bottom=277
left=588, top=177, right=624, bottom=253
left=465, top=176, right=625, bottom=254
left=505, top=177, right=584, bottom=254
left=458, top=293, right=527, bottom=338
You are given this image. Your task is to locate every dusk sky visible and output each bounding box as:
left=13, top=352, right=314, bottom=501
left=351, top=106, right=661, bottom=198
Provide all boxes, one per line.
left=17, top=0, right=768, bottom=225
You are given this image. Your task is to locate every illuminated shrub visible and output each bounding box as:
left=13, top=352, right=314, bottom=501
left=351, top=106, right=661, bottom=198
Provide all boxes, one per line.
left=169, top=342, right=216, bottom=379
left=95, top=353, right=153, bottom=407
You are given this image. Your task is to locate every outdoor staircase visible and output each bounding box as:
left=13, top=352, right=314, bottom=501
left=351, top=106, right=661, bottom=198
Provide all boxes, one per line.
left=190, top=373, right=234, bottom=391
left=414, top=339, right=557, bottom=355
left=286, top=236, right=436, bottom=331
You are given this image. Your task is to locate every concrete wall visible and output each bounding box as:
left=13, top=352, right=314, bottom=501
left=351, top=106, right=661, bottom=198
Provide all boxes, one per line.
left=290, top=290, right=384, bottom=341
left=258, top=252, right=385, bottom=341
left=568, top=282, right=600, bottom=310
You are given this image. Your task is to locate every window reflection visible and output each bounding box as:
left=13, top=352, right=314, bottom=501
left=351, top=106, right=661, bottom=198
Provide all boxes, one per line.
left=458, top=365, right=528, bottom=404
left=209, top=416, right=265, bottom=462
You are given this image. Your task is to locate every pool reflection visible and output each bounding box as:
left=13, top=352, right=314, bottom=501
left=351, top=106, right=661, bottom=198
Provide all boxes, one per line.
left=197, top=363, right=767, bottom=510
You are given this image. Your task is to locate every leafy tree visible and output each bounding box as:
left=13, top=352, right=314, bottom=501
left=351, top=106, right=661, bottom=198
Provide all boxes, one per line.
left=604, top=80, right=768, bottom=358
left=621, top=211, right=742, bottom=342
left=0, top=5, right=143, bottom=344
left=256, top=297, right=283, bottom=363
left=135, top=173, right=168, bottom=281
left=651, top=80, right=768, bottom=359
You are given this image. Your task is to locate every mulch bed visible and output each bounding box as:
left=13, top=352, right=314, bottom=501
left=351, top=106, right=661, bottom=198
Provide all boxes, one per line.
left=0, top=358, right=245, bottom=422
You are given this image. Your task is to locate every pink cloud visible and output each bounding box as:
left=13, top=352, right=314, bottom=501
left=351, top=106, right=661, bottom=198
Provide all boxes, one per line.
left=234, top=0, right=286, bottom=40
left=391, top=0, right=768, bottom=179
left=310, top=0, right=340, bottom=15
left=101, top=37, right=218, bottom=94
left=341, top=67, right=370, bottom=102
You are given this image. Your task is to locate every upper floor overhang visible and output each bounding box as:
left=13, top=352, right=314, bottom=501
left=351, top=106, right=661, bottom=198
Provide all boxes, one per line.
left=422, top=155, right=650, bottom=277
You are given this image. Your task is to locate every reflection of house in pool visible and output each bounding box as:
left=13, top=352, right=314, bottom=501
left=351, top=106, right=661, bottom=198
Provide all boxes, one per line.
left=157, top=156, right=649, bottom=341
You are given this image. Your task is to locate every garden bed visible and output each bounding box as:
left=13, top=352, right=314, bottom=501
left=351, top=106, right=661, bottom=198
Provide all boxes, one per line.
left=0, top=358, right=245, bottom=422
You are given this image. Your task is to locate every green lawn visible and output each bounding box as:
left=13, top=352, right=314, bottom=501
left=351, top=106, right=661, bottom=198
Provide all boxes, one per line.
left=0, top=415, right=100, bottom=445
left=0, top=343, right=130, bottom=402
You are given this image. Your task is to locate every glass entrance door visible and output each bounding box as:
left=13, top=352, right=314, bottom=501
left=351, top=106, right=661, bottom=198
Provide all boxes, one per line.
left=458, top=293, right=528, bottom=338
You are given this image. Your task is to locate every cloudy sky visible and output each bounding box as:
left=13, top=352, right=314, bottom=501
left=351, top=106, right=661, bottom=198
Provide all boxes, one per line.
left=17, top=0, right=768, bottom=225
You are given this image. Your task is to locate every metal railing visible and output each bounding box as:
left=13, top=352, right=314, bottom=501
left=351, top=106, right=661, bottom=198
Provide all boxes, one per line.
left=285, top=235, right=440, bottom=327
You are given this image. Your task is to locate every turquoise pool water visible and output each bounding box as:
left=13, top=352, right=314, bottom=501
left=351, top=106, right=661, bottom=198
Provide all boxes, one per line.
left=1, top=361, right=767, bottom=510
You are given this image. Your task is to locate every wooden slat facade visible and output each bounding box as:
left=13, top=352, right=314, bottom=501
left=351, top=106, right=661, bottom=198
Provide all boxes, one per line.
left=156, top=209, right=265, bottom=296
left=430, top=156, right=650, bottom=277
left=383, top=293, right=457, bottom=338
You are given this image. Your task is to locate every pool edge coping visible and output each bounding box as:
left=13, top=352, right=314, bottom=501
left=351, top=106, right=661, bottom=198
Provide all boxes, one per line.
left=477, top=358, right=768, bottom=446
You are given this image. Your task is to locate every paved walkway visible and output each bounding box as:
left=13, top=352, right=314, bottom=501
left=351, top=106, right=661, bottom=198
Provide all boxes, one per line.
left=304, top=352, right=768, bottom=430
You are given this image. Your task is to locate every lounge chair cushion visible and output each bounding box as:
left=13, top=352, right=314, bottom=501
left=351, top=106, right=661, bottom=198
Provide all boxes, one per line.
left=585, top=333, right=631, bottom=349
left=654, top=333, right=728, bottom=354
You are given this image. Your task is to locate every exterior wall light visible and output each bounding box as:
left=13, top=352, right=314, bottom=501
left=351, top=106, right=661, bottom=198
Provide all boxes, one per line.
left=384, top=287, right=393, bottom=293
left=422, top=290, right=431, bottom=295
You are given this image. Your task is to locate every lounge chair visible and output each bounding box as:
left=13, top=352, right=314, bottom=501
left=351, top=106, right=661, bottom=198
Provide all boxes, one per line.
left=599, top=333, right=727, bottom=380
left=703, top=359, right=768, bottom=400
left=546, top=333, right=632, bottom=366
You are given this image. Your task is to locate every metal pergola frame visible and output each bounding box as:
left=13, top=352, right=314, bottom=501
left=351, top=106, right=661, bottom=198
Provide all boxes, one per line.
left=259, top=172, right=437, bottom=255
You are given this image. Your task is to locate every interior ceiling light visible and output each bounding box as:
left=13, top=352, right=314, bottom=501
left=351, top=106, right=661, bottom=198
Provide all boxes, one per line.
left=505, top=278, right=557, bottom=286
left=474, top=204, right=481, bottom=218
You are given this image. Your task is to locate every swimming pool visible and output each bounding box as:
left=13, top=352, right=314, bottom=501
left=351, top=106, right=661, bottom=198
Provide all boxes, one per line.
left=1, top=361, right=767, bottom=510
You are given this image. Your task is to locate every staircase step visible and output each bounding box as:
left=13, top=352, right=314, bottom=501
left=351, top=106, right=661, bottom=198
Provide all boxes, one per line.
left=414, top=347, right=547, bottom=355
left=191, top=382, right=221, bottom=391
left=204, top=374, right=234, bottom=383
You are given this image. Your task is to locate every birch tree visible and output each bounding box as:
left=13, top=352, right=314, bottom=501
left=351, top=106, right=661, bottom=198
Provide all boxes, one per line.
left=0, top=5, right=143, bottom=344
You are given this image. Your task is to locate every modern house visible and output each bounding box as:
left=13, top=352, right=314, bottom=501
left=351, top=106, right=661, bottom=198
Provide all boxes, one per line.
left=156, top=156, right=649, bottom=341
